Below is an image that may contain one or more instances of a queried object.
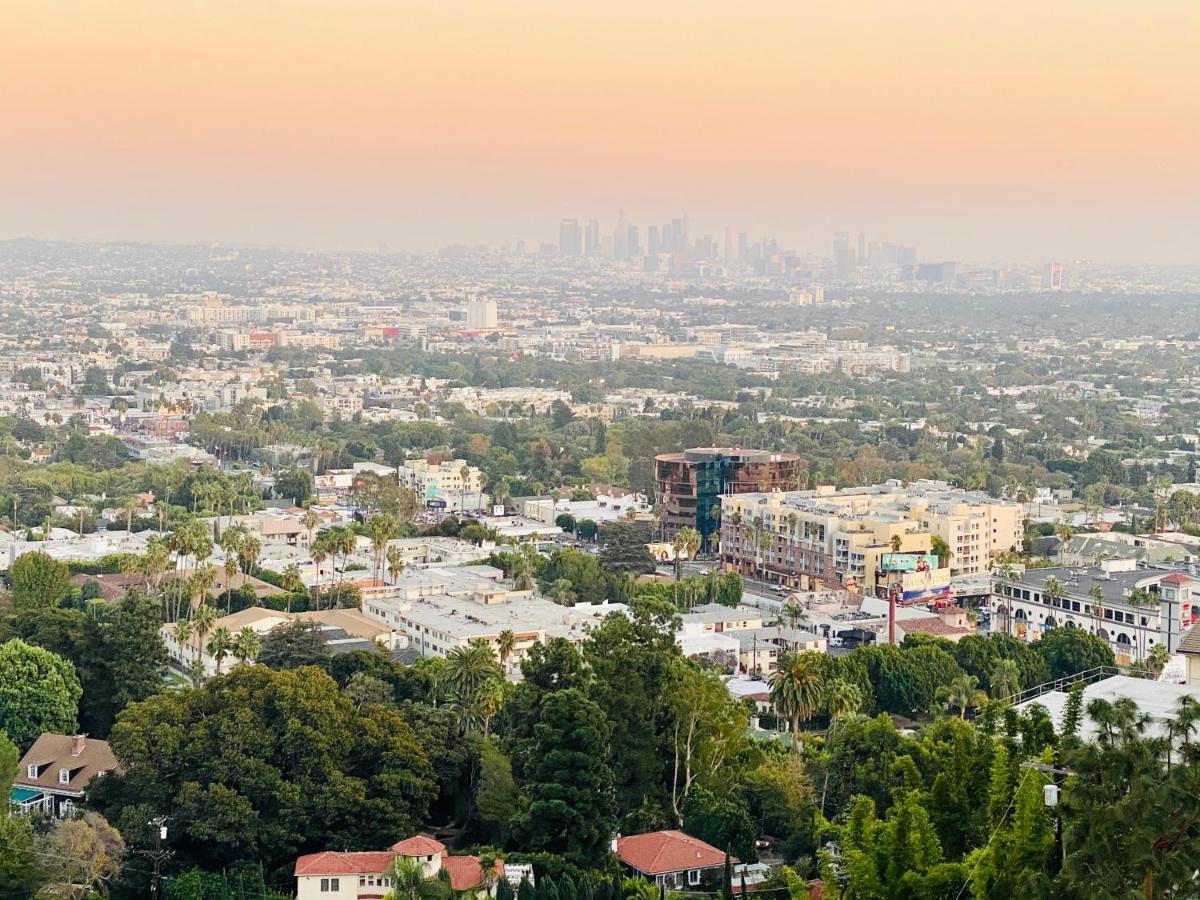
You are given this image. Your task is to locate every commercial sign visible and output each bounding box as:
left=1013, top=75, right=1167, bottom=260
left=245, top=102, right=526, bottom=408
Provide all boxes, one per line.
left=880, top=553, right=934, bottom=573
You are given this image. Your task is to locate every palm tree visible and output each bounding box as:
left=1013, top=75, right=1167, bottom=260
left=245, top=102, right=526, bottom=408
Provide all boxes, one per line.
left=823, top=678, right=863, bottom=721
left=386, top=545, right=406, bottom=585
left=281, top=562, right=305, bottom=595
left=769, top=653, right=822, bottom=752
left=206, top=626, right=233, bottom=675
left=300, top=506, right=320, bottom=549
left=443, top=642, right=502, bottom=731
left=989, top=658, right=1022, bottom=702
left=777, top=600, right=806, bottom=630
left=231, top=626, right=260, bottom=666
left=383, top=856, right=444, bottom=900
left=222, top=557, right=239, bottom=612
left=191, top=602, right=218, bottom=669
left=930, top=534, right=952, bottom=569
left=172, top=617, right=192, bottom=666
left=310, top=541, right=329, bottom=611
left=496, top=629, right=517, bottom=673
left=237, top=535, right=261, bottom=587
left=477, top=680, right=505, bottom=736
left=367, top=514, right=397, bottom=584
left=936, top=673, right=988, bottom=719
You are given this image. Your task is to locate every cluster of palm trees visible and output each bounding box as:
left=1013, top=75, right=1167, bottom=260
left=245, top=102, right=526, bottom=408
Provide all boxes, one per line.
left=309, top=525, right=360, bottom=609
left=186, top=471, right=260, bottom=518
left=171, top=602, right=261, bottom=686
left=217, top=523, right=261, bottom=593
left=437, top=636, right=516, bottom=734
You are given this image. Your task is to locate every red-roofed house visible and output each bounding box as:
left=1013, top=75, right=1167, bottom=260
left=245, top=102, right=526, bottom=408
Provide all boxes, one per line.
left=294, top=836, right=503, bottom=900
left=616, top=830, right=729, bottom=890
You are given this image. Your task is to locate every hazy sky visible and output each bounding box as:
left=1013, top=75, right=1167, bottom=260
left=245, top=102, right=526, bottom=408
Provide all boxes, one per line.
left=3, top=1, right=1198, bottom=261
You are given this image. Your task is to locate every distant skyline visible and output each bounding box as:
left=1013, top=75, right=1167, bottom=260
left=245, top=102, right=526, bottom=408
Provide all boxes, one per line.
left=2, top=1, right=1198, bottom=262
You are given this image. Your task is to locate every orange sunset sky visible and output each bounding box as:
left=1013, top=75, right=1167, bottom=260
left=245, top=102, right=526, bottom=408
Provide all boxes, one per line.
left=2, top=1, right=1198, bottom=261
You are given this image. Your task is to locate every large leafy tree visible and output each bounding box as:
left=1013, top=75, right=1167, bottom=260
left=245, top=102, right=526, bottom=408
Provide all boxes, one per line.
left=0, top=638, right=81, bottom=749
left=1035, top=629, right=1115, bottom=681
left=582, top=598, right=681, bottom=812
left=10, top=550, right=72, bottom=610
left=513, top=688, right=617, bottom=867
left=91, top=665, right=437, bottom=881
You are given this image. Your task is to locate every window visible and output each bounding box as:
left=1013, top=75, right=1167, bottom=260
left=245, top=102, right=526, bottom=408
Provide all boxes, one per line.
left=27, top=764, right=38, bottom=778
left=320, top=878, right=339, bottom=892
left=689, top=870, right=701, bottom=886
left=58, top=768, right=70, bottom=784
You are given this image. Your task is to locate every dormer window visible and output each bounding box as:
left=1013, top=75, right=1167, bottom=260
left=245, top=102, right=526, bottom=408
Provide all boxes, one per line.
left=59, top=768, right=71, bottom=784
left=27, top=764, right=38, bottom=779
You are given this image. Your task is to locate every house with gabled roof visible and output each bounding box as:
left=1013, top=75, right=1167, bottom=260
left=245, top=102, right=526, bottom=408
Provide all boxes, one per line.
left=10, top=733, right=118, bottom=817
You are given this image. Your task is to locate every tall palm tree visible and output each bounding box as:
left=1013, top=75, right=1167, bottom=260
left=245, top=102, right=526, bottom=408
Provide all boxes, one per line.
left=172, top=617, right=193, bottom=666
left=936, top=674, right=987, bottom=719
left=496, top=629, right=517, bottom=673
left=206, top=626, right=233, bottom=675
left=477, top=680, right=505, bottom=736
left=300, top=506, right=320, bottom=549
left=231, top=626, right=260, bottom=666
left=310, top=541, right=329, bottom=611
left=386, top=545, right=406, bottom=585
left=191, top=602, right=218, bottom=669
left=222, top=557, right=240, bottom=612
left=769, top=653, right=822, bottom=753
left=237, top=535, right=261, bottom=587
left=367, top=514, right=397, bottom=584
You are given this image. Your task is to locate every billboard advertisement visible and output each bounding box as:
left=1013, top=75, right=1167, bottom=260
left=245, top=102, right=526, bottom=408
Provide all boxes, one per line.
left=881, top=553, right=935, bottom=573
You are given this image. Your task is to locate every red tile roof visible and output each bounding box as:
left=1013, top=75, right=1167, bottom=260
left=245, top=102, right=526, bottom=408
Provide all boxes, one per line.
left=1160, top=573, right=1193, bottom=586
left=616, top=831, right=727, bottom=875
left=442, top=855, right=486, bottom=890
left=391, top=836, right=446, bottom=857
left=294, top=851, right=396, bottom=877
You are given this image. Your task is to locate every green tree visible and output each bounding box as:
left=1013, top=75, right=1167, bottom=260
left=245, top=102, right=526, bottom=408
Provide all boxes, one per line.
left=476, top=736, right=518, bottom=844
left=91, top=665, right=437, bottom=876
left=514, top=688, right=617, bottom=867
left=257, top=619, right=328, bottom=669
left=1035, top=628, right=1115, bottom=681
left=0, top=639, right=81, bottom=749
left=935, top=674, right=988, bottom=719
left=9, top=550, right=72, bottom=610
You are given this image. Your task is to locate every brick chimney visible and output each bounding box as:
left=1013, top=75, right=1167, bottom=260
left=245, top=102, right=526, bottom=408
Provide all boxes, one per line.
left=71, top=735, right=86, bottom=757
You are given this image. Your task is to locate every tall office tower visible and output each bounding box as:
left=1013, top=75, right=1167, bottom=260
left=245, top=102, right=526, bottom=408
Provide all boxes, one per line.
left=835, top=246, right=856, bottom=279
left=585, top=219, right=601, bottom=256
left=626, top=224, right=640, bottom=257
left=1043, top=262, right=1063, bottom=289
left=724, top=226, right=734, bottom=262
left=671, top=216, right=689, bottom=253
left=465, top=297, right=499, bottom=330
left=738, top=232, right=749, bottom=263
left=558, top=219, right=582, bottom=257
left=647, top=225, right=660, bottom=256
left=833, top=230, right=850, bottom=259
left=857, top=231, right=866, bottom=266
left=896, top=245, right=917, bottom=267
left=614, top=209, right=628, bottom=259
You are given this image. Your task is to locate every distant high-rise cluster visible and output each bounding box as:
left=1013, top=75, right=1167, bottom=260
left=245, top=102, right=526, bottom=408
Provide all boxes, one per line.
left=549, top=215, right=932, bottom=284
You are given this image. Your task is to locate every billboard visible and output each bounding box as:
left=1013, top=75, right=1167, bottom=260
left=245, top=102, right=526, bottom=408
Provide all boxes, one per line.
left=881, top=553, right=935, bottom=572
left=426, top=499, right=447, bottom=509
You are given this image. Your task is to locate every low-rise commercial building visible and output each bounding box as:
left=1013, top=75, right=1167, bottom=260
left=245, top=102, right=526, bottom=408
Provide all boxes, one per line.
left=990, top=560, right=1198, bottom=663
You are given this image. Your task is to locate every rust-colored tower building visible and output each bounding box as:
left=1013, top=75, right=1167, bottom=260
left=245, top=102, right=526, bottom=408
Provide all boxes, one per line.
left=654, top=447, right=803, bottom=551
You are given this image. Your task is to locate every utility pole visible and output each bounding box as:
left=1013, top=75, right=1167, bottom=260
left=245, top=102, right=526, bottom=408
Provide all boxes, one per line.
left=136, top=816, right=172, bottom=899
